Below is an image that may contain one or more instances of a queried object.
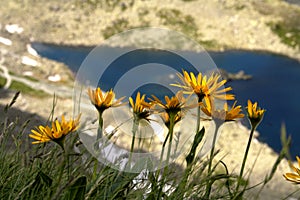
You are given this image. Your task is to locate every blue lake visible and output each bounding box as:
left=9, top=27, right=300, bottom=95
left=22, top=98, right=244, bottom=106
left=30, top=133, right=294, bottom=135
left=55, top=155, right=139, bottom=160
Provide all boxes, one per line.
left=32, top=42, right=300, bottom=159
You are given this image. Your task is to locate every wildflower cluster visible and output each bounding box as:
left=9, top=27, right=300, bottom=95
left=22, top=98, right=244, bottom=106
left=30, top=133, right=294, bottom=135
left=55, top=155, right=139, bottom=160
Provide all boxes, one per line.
left=27, top=69, right=274, bottom=199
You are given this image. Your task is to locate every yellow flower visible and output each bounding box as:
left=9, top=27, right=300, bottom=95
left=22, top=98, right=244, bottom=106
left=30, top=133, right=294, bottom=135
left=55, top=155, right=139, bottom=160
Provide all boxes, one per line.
left=129, top=92, right=152, bottom=121
left=284, top=156, right=300, bottom=184
left=149, top=91, right=198, bottom=129
left=247, top=100, right=265, bottom=127
left=149, top=91, right=193, bottom=115
left=29, top=114, right=81, bottom=148
left=160, top=112, right=183, bottom=127
left=88, top=87, right=125, bottom=113
left=247, top=99, right=265, bottom=120
left=172, top=70, right=234, bottom=102
left=201, top=98, right=244, bottom=122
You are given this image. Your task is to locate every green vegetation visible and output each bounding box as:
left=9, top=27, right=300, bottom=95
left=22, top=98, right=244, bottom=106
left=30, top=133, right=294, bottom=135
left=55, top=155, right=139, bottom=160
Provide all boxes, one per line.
left=22, top=75, right=39, bottom=83
left=197, top=39, right=219, bottom=50
left=253, top=1, right=300, bottom=49
left=102, top=18, right=130, bottom=39
left=8, top=72, right=39, bottom=83
left=268, top=22, right=300, bottom=49
left=76, top=0, right=134, bottom=11
left=0, top=76, right=48, bottom=98
left=157, top=8, right=199, bottom=38
left=155, top=8, right=220, bottom=49
left=0, top=69, right=295, bottom=199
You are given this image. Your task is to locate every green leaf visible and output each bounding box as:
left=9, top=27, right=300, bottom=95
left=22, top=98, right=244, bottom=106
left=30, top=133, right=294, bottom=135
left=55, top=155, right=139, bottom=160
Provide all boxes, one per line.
left=38, top=171, right=53, bottom=187
left=4, top=91, right=20, bottom=113
left=219, top=160, right=233, bottom=198
left=264, top=123, right=291, bottom=183
left=280, top=123, right=291, bottom=160
left=109, top=171, right=139, bottom=199
left=68, top=176, right=87, bottom=200
left=186, top=127, right=205, bottom=166
left=26, top=171, right=52, bottom=198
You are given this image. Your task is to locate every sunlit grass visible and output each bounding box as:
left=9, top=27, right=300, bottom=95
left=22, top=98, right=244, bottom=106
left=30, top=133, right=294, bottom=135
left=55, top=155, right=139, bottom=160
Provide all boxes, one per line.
left=0, top=76, right=48, bottom=98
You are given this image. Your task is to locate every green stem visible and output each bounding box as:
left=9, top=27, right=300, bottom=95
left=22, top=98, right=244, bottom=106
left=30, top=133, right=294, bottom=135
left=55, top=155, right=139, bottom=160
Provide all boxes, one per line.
left=196, top=99, right=201, bottom=133
left=158, top=132, right=169, bottom=169
left=167, top=116, right=175, bottom=166
left=207, top=120, right=222, bottom=174
left=204, top=120, right=222, bottom=199
left=92, top=158, right=98, bottom=180
left=154, top=131, right=170, bottom=187
left=235, top=124, right=257, bottom=194
left=67, top=152, right=70, bottom=179
left=157, top=113, right=175, bottom=199
left=173, top=164, right=192, bottom=199
left=93, top=111, right=103, bottom=179
left=97, top=112, right=104, bottom=140
left=57, top=149, right=67, bottom=188
left=128, top=117, right=139, bottom=167
left=94, top=112, right=103, bottom=150
left=174, top=99, right=203, bottom=199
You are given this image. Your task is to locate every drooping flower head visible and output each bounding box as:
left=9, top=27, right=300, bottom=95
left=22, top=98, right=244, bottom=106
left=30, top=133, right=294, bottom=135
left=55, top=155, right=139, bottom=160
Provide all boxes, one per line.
left=29, top=114, right=81, bottom=149
left=172, top=70, right=235, bottom=102
left=149, top=91, right=192, bottom=116
left=160, top=112, right=183, bottom=128
left=129, top=92, right=152, bottom=121
left=88, top=87, right=125, bottom=114
left=247, top=100, right=265, bottom=128
left=201, top=97, right=244, bottom=123
left=284, top=156, right=300, bottom=184
left=149, top=91, right=197, bottom=129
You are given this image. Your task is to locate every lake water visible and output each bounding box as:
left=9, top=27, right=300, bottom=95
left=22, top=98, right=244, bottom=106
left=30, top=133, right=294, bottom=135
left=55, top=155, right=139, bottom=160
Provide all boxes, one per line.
left=32, top=42, right=300, bottom=159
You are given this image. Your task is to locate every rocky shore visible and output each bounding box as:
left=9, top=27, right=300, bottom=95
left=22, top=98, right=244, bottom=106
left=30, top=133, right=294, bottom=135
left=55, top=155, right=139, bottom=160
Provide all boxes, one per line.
left=1, top=0, right=299, bottom=93
left=1, top=0, right=299, bottom=55
left=1, top=0, right=300, bottom=199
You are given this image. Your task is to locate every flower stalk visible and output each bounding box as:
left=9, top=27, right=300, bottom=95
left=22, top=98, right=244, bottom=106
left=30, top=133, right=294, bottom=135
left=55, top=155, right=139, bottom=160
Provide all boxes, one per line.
left=201, top=98, right=244, bottom=199
left=95, top=111, right=104, bottom=150
left=235, top=124, right=256, bottom=193
left=235, top=100, right=265, bottom=195
left=157, top=112, right=176, bottom=199
left=128, top=117, right=139, bottom=166
left=204, top=120, right=222, bottom=199
left=127, top=92, right=152, bottom=168
left=87, top=87, right=125, bottom=149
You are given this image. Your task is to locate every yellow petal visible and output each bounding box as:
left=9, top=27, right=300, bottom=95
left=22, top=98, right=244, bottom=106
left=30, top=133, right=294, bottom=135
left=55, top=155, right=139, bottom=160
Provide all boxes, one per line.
left=129, top=97, right=134, bottom=109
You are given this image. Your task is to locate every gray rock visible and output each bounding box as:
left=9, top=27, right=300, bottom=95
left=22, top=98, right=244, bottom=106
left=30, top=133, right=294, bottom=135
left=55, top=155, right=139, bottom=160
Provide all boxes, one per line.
left=219, top=68, right=252, bottom=81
